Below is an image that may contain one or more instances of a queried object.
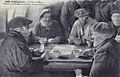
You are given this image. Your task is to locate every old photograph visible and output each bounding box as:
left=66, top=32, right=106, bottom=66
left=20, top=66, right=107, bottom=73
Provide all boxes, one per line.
left=0, top=0, right=120, bottom=77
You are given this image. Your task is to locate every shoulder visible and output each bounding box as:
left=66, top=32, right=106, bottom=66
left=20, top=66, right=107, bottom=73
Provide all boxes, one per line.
left=97, top=40, right=117, bottom=52
left=74, top=20, right=80, bottom=25
left=89, top=17, right=98, bottom=25
left=1, top=37, right=22, bottom=50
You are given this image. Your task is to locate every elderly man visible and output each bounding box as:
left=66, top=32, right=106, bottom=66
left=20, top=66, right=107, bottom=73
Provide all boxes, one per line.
left=60, top=0, right=94, bottom=42
left=68, top=8, right=98, bottom=46
left=32, top=9, right=63, bottom=44
left=0, top=17, right=44, bottom=77
left=89, top=22, right=120, bottom=77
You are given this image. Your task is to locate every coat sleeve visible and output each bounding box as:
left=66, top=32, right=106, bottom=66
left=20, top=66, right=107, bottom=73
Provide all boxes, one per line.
left=69, top=21, right=78, bottom=40
left=69, top=21, right=83, bottom=45
left=11, top=43, right=32, bottom=72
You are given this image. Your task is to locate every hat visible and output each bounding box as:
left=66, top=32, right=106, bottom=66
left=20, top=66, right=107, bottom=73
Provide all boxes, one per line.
left=110, top=10, right=120, bottom=16
left=92, top=22, right=115, bottom=35
left=8, top=16, right=33, bottom=29
left=39, top=9, right=52, bottom=19
left=74, top=8, right=89, bottom=17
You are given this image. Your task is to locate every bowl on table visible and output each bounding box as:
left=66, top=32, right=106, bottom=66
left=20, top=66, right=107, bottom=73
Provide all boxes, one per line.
left=72, top=49, right=82, bottom=58
left=79, top=49, right=95, bottom=59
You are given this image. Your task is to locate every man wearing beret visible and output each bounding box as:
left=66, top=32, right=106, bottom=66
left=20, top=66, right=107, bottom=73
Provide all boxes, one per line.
left=89, top=22, right=120, bottom=77
left=0, top=17, right=43, bottom=77
left=68, top=8, right=98, bottom=46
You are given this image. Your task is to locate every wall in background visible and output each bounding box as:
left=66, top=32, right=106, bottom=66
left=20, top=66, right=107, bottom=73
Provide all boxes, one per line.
left=0, top=7, right=6, bottom=46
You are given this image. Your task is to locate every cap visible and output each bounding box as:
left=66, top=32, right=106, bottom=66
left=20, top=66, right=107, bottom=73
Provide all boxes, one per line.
left=74, top=8, right=89, bottom=17
left=39, top=9, right=52, bottom=19
left=110, top=10, right=120, bottom=16
left=8, top=16, right=33, bottom=29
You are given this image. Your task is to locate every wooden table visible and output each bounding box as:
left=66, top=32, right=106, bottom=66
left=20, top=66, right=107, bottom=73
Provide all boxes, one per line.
left=30, top=44, right=93, bottom=77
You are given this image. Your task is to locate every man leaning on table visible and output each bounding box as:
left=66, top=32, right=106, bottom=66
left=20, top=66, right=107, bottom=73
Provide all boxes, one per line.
left=0, top=17, right=45, bottom=77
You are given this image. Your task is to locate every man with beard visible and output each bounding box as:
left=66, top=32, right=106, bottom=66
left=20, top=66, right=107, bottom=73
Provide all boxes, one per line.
left=32, top=9, right=63, bottom=44
left=60, top=0, right=94, bottom=42
left=0, top=17, right=44, bottom=77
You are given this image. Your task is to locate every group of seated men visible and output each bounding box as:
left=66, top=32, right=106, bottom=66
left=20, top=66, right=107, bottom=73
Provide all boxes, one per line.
left=0, top=0, right=120, bottom=77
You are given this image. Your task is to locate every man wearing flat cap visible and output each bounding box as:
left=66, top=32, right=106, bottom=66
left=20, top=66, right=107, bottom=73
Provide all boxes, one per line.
left=68, top=8, right=98, bottom=47
left=89, top=22, right=120, bottom=77
left=0, top=17, right=43, bottom=77
left=60, top=0, right=94, bottom=42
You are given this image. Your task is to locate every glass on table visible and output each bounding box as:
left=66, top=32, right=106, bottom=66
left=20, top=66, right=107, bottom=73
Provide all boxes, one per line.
left=38, top=37, right=47, bottom=53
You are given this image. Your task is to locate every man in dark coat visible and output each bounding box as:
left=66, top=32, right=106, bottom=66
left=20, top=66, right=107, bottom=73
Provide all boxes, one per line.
left=89, top=22, right=120, bottom=77
left=60, top=0, right=94, bottom=42
left=112, top=0, right=120, bottom=10
left=94, top=0, right=114, bottom=22
left=0, top=17, right=43, bottom=77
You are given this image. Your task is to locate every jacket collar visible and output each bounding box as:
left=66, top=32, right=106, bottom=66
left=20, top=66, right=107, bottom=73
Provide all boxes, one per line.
left=95, top=38, right=114, bottom=51
left=7, top=30, right=26, bottom=43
